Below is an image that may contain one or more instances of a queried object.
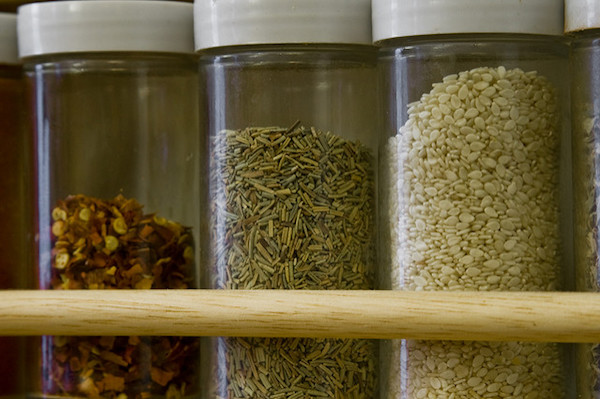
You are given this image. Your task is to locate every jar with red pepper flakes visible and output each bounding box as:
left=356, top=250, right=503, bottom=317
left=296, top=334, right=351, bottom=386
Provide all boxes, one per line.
left=0, top=12, right=32, bottom=399
left=17, top=1, right=201, bottom=398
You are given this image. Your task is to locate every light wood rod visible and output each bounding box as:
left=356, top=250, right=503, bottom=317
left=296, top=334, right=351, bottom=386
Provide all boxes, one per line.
left=0, top=290, right=598, bottom=342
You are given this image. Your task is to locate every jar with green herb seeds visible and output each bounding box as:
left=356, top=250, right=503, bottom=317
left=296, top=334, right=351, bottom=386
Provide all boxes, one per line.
left=195, top=0, right=378, bottom=397
left=0, top=12, right=32, bottom=399
left=18, top=2, right=200, bottom=398
left=566, top=0, right=600, bottom=397
left=373, top=0, right=571, bottom=397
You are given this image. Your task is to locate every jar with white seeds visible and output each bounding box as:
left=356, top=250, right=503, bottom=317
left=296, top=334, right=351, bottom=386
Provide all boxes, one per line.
left=567, top=0, right=600, bottom=397
left=373, top=0, right=571, bottom=398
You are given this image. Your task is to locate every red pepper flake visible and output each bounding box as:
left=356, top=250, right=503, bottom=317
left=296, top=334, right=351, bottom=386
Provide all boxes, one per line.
left=139, top=224, right=154, bottom=239
left=89, top=232, right=103, bottom=246
left=69, top=357, right=82, bottom=372
left=97, top=374, right=125, bottom=392
left=98, top=336, right=115, bottom=350
left=150, top=367, right=175, bottom=387
left=44, top=194, right=199, bottom=398
left=99, top=351, right=128, bottom=367
left=54, top=350, right=68, bottom=364
left=78, top=377, right=100, bottom=397
left=123, top=345, right=135, bottom=365
left=124, top=264, right=144, bottom=280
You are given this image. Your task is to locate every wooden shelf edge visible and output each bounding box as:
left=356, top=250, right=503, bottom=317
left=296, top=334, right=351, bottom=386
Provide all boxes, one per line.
left=0, top=290, right=597, bottom=342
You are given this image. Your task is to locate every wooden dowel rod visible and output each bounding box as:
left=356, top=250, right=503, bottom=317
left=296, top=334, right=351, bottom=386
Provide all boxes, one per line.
left=0, top=290, right=598, bottom=342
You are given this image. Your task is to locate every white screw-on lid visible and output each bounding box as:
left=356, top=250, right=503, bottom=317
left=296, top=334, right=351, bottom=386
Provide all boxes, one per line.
left=18, top=0, right=194, bottom=58
left=372, top=0, right=564, bottom=42
left=194, top=0, right=371, bottom=50
left=0, top=13, right=17, bottom=64
left=565, top=0, right=600, bottom=32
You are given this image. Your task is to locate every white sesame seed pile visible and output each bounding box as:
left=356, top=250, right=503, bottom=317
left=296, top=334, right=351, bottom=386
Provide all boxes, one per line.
left=383, top=66, right=564, bottom=397
left=386, top=340, right=563, bottom=399
left=387, top=66, right=560, bottom=292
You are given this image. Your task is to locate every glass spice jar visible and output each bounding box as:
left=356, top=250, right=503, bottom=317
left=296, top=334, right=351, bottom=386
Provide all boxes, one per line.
left=373, top=0, right=572, bottom=398
left=0, top=12, right=32, bottom=399
left=195, top=0, right=379, bottom=397
left=567, top=1, right=600, bottom=397
left=17, top=2, right=200, bottom=398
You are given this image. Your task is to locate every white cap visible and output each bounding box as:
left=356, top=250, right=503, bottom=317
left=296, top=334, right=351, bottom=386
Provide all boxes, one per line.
left=565, top=0, right=600, bottom=32
left=17, top=0, right=194, bottom=58
left=372, top=0, right=564, bottom=42
left=0, top=13, right=17, bottom=64
left=194, top=0, right=371, bottom=50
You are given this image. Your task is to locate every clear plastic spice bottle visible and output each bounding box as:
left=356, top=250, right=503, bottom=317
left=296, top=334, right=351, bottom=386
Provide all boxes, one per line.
left=0, top=12, right=31, bottom=399
left=373, top=0, right=571, bottom=397
left=195, top=0, right=378, bottom=397
left=567, top=1, right=600, bottom=397
left=18, top=2, right=200, bottom=398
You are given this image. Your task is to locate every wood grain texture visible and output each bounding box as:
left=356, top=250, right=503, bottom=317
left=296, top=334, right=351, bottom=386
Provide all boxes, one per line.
left=0, top=290, right=598, bottom=342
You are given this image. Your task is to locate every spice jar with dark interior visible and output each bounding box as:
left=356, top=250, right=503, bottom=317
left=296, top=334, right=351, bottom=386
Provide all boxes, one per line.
left=195, top=0, right=379, bottom=397
left=0, top=12, right=32, bottom=399
left=18, top=1, right=200, bottom=398
left=373, top=0, right=572, bottom=397
left=566, top=0, right=600, bottom=397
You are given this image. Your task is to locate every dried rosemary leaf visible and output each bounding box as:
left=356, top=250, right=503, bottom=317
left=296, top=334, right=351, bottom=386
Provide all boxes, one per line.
left=210, top=124, right=375, bottom=290
left=210, top=123, right=377, bottom=398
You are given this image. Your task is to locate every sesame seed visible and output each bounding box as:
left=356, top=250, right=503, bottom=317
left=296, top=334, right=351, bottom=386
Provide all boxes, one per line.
left=384, top=66, right=562, bottom=398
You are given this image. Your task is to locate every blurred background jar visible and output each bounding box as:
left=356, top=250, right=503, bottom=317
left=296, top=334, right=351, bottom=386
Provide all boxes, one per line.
left=195, top=0, right=379, bottom=397
left=18, top=1, right=200, bottom=397
left=373, top=0, right=572, bottom=397
left=566, top=0, right=600, bottom=397
left=0, top=11, right=32, bottom=399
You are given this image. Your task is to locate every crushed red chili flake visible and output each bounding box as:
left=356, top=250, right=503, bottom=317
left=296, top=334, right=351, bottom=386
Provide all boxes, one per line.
left=43, top=194, right=199, bottom=399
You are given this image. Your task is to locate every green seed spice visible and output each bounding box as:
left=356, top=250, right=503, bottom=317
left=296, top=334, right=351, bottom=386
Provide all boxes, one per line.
left=208, top=122, right=377, bottom=398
